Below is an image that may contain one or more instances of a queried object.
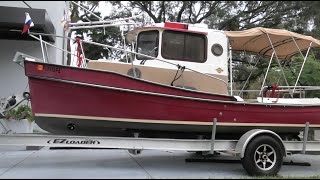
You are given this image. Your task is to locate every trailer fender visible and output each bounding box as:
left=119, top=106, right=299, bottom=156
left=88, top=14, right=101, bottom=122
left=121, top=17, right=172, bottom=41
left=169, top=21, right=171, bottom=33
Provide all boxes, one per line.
left=235, top=129, right=286, bottom=158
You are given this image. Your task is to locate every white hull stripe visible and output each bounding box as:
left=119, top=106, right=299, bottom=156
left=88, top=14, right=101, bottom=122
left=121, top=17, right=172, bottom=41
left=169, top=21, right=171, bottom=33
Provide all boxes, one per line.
left=35, top=113, right=320, bottom=128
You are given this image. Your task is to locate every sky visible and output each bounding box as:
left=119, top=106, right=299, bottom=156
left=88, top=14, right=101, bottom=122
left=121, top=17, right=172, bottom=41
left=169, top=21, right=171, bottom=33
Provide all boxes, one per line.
left=98, top=1, right=112, bottom=18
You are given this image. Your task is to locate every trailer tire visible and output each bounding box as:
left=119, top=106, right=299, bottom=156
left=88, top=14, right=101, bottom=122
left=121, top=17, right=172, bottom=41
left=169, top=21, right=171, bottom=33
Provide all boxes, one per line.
left=241, top=135, right=283, bottom=176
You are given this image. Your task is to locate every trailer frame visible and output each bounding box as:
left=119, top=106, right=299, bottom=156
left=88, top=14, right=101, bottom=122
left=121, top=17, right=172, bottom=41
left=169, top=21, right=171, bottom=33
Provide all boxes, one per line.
left=0, top=120, right=320, bottom=176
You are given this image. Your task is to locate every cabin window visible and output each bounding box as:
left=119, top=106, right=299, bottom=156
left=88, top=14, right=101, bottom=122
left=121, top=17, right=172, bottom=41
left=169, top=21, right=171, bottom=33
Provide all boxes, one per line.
left=161, top=30, right=206, bottom=63
left=211, top=43, right=223, bottom=56
left=136, top=30, right=159, bottom=60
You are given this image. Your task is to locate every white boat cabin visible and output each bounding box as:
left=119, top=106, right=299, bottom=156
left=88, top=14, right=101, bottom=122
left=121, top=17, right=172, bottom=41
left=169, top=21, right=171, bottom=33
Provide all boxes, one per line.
left=87, top=22, right=230, bottom=95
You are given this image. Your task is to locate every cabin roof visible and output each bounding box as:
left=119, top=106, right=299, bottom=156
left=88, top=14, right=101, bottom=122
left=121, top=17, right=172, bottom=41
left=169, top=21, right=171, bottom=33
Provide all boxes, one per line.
left=126, top=22, right=208, bottom=43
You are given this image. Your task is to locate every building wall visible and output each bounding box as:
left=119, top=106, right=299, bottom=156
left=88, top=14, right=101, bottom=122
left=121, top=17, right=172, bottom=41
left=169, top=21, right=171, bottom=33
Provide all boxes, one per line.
left=0, top=1, right=68, bottom=98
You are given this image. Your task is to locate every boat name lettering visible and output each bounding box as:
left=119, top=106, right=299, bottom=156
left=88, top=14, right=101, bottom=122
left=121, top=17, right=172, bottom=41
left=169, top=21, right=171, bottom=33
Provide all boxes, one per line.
left=47, top=139, right=100, bottom=145
left=44, top=66, right=61, bottom=73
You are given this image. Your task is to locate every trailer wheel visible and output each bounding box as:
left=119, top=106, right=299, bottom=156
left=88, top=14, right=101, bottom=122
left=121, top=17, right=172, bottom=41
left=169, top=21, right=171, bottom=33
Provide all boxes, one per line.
left=241, top=135, right=283, bottom=176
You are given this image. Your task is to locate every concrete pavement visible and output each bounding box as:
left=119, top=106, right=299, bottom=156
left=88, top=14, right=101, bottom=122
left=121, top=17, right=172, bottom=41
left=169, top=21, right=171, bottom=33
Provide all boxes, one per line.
left=0, top=147, right=320, bottom=179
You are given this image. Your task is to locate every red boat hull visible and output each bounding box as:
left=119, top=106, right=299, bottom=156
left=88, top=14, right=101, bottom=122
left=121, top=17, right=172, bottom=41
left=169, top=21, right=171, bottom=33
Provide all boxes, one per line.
left=25, top=61, right=320, bottom=138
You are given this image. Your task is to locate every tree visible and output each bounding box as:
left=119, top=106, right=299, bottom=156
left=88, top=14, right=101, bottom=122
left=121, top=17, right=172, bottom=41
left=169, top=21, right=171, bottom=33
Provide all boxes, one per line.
left=108, top=1, right=238, bottom=24
left=67, top=1, right=130, bottom=63
left=283, top=56, right=320, bottom=97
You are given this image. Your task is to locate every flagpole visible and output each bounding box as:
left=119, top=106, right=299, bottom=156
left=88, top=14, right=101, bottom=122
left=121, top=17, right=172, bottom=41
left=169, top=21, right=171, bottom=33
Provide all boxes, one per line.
left=38, top=34, right=46, bottom=63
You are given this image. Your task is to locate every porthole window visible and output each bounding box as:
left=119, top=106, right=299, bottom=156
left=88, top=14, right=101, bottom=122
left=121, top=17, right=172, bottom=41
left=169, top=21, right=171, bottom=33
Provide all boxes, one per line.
left=211, top=43, right=223, bottom=56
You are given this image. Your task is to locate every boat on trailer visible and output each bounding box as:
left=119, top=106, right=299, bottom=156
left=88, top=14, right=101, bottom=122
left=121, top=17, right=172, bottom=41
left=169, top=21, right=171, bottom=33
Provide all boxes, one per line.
left=7, top=5, right=320, bottom=176
left=15, top=20, right=320, bottom=140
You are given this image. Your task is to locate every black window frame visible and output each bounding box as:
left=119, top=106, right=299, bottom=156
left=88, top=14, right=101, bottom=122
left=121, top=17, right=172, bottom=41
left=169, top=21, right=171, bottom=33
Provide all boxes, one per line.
left=135, top=30, right=159, bottom=60
left=161, top=30, right=207, bottom=63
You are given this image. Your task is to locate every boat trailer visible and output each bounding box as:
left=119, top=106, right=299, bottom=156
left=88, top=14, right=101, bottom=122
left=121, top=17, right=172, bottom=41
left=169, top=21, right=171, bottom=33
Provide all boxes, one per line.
left=0, top=118, right=320, bottom=176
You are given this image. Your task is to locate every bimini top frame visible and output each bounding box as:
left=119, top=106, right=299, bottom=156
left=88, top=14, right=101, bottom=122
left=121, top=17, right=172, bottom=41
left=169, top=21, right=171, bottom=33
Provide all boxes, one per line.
left=225, top=27, right=320, bottom=98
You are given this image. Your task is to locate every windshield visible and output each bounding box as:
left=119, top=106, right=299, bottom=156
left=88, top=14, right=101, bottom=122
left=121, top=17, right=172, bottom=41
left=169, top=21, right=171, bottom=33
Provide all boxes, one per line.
left=161, top=30, right=206, bottom=63
left=136, top=30, right=159, bottom=60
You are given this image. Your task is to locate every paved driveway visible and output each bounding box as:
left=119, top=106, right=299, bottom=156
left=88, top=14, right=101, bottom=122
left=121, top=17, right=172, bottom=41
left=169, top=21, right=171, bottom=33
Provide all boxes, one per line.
left=0, top=147, right=319, bottom=179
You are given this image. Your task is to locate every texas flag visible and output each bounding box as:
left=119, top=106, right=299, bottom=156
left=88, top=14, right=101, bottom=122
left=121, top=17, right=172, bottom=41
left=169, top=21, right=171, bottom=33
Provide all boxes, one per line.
left=22, top=12, right=34, bottom=34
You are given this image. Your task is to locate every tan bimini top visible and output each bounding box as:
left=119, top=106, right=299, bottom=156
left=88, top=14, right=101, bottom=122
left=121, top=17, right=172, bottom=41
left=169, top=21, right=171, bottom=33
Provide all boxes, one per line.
left=224, top=27, right=320, bottom=60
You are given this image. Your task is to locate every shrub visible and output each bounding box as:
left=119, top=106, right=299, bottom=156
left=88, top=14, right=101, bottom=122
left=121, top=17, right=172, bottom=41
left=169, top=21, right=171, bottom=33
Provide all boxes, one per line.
left=4, top=105, right=34, bottom=122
